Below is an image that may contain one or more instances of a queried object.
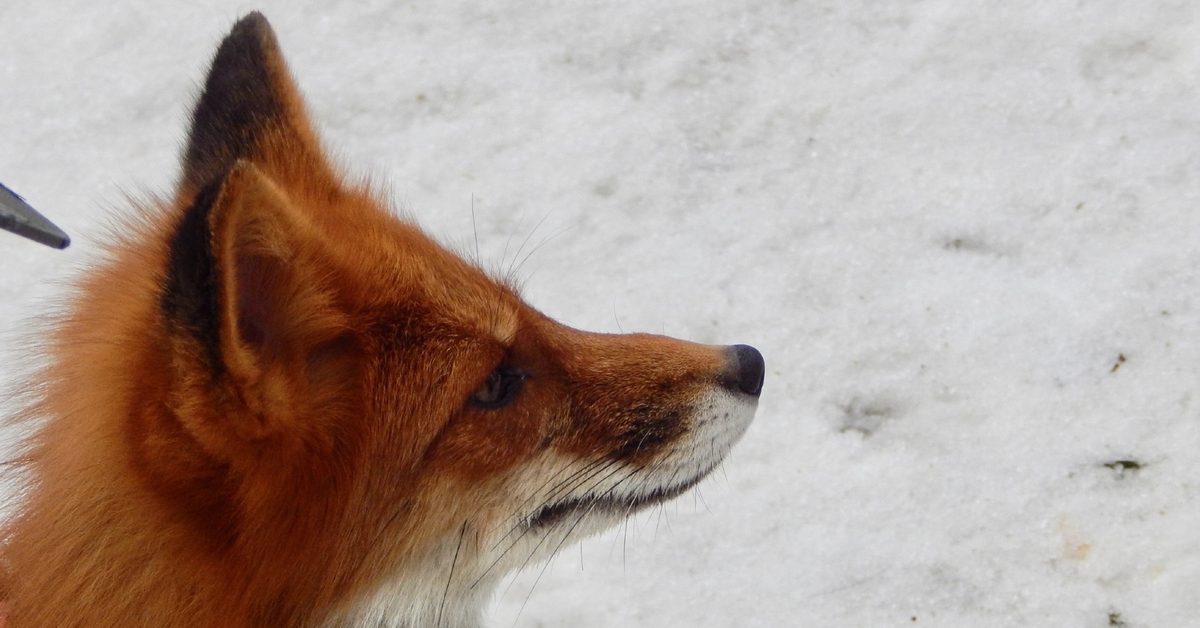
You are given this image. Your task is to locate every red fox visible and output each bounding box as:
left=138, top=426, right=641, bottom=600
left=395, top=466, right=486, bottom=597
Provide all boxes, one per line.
left=0, top=13, right=762, bottom=627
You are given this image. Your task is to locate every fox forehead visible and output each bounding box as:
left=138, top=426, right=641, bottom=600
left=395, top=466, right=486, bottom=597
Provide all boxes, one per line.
left=313, top=194, right=524, bottom=348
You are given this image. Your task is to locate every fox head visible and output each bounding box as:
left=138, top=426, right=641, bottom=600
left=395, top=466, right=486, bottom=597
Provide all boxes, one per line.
left=2, top=12, right=762, bottom=628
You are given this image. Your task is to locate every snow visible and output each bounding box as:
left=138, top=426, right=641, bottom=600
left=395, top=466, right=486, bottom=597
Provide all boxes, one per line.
left=2, top=1, right=1198, bottom=626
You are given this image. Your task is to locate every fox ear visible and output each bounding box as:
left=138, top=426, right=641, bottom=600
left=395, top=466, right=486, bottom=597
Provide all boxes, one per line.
left=180, top=12, right=323, bottom=199
left=163, top=161, right=341, bottom=399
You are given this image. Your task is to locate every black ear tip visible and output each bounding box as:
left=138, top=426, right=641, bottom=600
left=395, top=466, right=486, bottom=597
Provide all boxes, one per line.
left=219, top=12, right=279, bottom=55
left=231, top=11, right=273, bottom=37
left=182, top=11, right=288, bottom=196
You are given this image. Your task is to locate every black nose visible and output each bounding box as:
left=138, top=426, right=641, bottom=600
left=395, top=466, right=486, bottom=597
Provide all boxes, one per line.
left=721, top=344, right=764, bottom=397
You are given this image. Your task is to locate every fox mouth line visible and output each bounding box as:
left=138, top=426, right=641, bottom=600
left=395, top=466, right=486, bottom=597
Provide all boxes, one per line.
left=523, top=464, right=715, bottom=531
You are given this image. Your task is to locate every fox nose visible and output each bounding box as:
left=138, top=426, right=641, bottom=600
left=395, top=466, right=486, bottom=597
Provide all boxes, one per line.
left=720, top=344, right=765, bottom=397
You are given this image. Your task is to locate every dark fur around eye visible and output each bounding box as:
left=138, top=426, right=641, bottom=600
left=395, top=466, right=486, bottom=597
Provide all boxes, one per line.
left=470, top=365, right=526, bottom=409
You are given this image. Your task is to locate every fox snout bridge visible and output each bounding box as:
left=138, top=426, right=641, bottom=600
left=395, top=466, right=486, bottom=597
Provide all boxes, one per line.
left=721, top=344, right=764, bottom=397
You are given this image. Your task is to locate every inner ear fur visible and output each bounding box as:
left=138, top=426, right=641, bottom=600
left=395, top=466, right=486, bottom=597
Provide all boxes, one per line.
left=209, top=162, right=349, bottom=408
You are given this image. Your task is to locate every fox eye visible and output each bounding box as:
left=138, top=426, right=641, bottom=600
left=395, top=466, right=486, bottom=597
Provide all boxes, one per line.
left=471, top=365, right=526, bottom=409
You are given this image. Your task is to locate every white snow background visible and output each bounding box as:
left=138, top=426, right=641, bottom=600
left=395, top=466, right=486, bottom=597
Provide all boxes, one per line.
left=1, top=1, right=1198, bottom=626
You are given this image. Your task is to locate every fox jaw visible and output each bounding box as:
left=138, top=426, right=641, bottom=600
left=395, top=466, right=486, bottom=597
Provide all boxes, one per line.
left=0, top=12, right=763, bottom=628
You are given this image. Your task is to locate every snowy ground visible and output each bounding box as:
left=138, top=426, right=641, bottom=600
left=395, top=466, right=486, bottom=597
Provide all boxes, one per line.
left=2, top=1, right=1199, bottom=626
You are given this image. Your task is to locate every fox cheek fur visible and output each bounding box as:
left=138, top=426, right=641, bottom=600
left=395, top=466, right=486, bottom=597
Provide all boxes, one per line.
left=0, top=11, right=763, bottom=628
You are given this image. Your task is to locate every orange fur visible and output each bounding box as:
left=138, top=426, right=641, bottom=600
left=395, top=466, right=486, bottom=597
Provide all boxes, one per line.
left=0, top=13, right=762, bottom=628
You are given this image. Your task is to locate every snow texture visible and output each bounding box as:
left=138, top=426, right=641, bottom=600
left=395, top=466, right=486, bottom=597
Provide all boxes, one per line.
left=2, top=1, right=1198, bottom=626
